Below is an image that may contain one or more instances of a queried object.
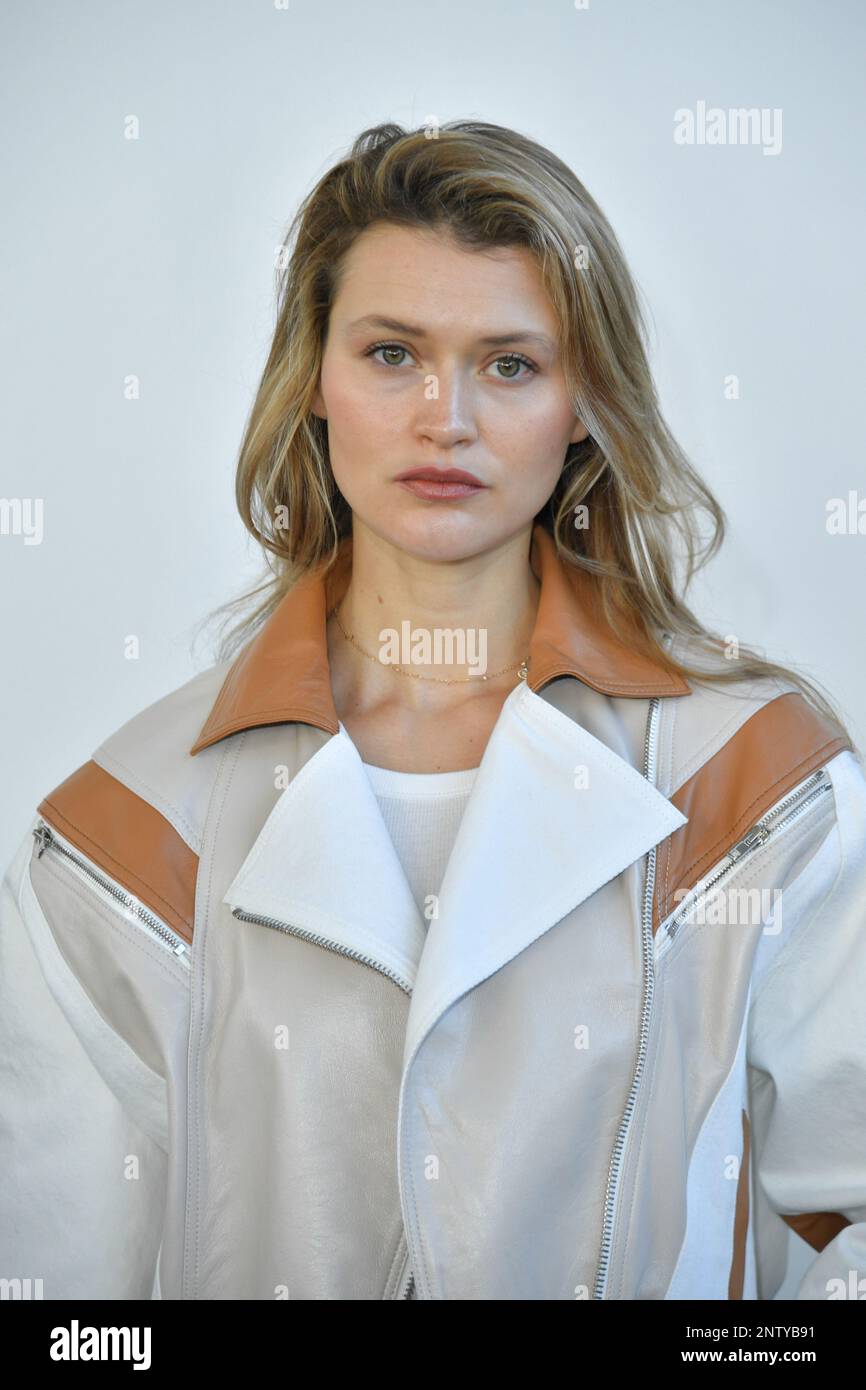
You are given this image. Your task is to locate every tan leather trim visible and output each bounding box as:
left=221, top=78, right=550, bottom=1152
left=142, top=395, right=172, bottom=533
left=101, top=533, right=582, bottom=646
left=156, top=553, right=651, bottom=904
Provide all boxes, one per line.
left=524, top=524, right=691, bottom=700
left=783, top=1210, right=851, bottom=1252
left=36, top=760, right=198, bottom=946
left=728, top=1107, right=750, bottom=1299
left=189, top=521, right=691, bottom=755
left=653, top=692, right=852, bottom=935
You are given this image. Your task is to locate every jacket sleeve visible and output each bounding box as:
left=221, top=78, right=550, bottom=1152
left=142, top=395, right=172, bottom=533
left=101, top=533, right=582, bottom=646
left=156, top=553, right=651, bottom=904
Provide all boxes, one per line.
left=746, top=747, right=866, bottom=1300
left=0, top=815, right=168, bottom=1299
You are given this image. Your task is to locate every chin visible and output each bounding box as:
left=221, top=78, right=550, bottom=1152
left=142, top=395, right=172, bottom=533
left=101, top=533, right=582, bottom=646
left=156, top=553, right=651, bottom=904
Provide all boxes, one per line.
left=357, top=504, right=533, bottom=564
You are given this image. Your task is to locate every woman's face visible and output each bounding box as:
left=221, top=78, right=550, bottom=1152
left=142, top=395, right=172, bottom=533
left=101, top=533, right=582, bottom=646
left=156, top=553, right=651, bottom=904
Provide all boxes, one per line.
left=311, top=221, right=588, bottom=561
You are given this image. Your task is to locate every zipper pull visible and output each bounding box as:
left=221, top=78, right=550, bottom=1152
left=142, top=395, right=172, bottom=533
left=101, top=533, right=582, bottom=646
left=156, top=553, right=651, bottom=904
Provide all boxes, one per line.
left=32, top=824, right=54, bottom=859
left=666, top=824, right=770, bottom=941
left=727, top=825, right=770, bottom=862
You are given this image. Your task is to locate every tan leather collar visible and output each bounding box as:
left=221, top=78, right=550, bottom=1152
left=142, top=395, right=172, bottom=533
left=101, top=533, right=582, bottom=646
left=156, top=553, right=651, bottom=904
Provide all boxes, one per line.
left=189, top=522, right=691, bottom=755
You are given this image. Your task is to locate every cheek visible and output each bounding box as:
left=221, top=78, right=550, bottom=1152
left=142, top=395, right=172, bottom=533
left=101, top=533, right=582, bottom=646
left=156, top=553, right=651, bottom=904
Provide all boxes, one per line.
left=319, top=362, right=399, bottom=501
left=320, top=357, right=362, bottom=423
left=495, top=390, right=575, bottom=480
left=320, top=359, right=399, bottom=448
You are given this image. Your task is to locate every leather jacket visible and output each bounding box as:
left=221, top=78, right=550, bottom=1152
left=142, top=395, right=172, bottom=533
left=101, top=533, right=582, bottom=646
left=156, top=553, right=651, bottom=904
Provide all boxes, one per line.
left=2, top=521, right=865, bottom=1300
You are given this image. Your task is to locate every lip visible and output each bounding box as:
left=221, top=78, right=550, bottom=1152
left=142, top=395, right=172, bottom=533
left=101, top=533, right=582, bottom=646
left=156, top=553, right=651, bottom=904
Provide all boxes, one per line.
left=395, top=467, right=487, bottom=501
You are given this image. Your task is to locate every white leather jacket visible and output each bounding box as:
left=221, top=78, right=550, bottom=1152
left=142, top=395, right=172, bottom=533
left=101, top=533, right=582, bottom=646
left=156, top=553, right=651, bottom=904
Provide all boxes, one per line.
left=2, top=522, right=865, bottom=1300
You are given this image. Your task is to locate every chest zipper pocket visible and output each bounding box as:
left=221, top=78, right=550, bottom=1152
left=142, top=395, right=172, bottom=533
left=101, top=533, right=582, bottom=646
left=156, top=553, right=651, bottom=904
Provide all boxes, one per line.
left=32, top=818, right=192, bottom=969
left=654, top=766, right=834, bottom=964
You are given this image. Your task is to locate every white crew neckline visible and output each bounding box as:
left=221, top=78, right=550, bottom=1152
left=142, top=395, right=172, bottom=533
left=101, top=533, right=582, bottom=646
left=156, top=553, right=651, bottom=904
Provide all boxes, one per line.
left=361, top=760, right=480, bottom=797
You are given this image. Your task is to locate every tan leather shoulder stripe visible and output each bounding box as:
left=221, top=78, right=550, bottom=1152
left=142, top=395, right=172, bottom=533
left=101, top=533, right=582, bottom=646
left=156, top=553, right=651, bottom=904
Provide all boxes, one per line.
left=782, top=1210, right=851, bottom=1252
left=36, top=760, right=197, bottom=946
left=728, top=1108, right=751, bottom=1299
left=654, top=692, right=851, bottom=935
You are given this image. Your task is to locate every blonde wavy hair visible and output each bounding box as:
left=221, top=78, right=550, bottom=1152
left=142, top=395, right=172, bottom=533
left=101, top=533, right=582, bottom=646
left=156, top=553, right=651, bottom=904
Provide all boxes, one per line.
left=196, top=118, right=851, bottom=739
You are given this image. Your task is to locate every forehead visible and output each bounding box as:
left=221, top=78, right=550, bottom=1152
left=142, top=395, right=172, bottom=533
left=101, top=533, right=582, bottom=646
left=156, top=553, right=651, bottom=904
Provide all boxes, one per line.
left=331, top=222, right=557, bottom=332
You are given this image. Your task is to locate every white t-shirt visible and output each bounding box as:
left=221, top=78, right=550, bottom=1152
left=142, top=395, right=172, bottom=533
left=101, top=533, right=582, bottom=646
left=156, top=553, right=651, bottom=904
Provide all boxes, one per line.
left=361, top=761, right=479, bottom=926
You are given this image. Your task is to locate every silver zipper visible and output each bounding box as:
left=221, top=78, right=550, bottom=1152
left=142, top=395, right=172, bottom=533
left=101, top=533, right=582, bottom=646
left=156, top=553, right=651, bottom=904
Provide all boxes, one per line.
left=230, top=908, right=413, bottom=995
left=388, top=1241, right=416, bottom=1299
left=655, top=766, right=833, bottom=961
left=32, top=819, right=191, bottom=966
left=592, top=693, right=663, bottom=1301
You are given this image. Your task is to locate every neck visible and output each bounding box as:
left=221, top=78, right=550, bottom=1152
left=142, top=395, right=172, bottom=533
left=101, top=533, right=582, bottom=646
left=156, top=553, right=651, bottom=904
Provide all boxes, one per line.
left=326, top=520, right=539, bottom=714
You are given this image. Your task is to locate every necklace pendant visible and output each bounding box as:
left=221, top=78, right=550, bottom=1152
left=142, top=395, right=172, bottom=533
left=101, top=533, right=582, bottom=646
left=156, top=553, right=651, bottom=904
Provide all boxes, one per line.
left=517, top=660, right=528, bottom=681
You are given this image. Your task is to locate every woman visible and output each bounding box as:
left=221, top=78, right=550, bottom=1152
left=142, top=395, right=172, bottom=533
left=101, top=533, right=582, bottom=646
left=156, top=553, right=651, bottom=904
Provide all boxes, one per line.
left=2, top=120, right=865, bottom=1302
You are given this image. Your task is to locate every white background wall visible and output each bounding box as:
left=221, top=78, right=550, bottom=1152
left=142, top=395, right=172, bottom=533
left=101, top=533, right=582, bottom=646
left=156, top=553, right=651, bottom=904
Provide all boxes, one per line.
left=2, top=0, right=863, bottom=1300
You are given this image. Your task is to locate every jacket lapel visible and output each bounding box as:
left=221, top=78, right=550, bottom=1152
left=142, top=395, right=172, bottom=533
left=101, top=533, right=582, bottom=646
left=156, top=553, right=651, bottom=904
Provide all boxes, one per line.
left=220, top=725, right=427, bottom=993
left=401, top=679, right=687, bottom=1067
left=220, top=676, right=688, bottom=1065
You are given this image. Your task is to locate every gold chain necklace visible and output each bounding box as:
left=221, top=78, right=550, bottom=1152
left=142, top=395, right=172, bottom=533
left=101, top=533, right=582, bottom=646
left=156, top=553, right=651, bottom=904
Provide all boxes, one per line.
left=329, top=602, right=529, bottom=685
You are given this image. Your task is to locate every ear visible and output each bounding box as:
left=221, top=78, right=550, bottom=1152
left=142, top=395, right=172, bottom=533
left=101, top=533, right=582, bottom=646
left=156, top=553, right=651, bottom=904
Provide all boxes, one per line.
left=569, top=418, right=590, bottom=444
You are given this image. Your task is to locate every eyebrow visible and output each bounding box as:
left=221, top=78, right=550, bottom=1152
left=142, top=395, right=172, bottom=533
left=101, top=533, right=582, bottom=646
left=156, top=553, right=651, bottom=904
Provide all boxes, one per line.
left=346, top=314, right=557, bottom=353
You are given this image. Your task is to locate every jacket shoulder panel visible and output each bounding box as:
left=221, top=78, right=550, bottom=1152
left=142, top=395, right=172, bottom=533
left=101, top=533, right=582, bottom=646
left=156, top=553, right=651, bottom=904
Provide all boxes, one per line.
left=660, top=635, right=797, bottom=797
left=90, top=661, right=231, bottom=855
left=654, top=639, right=855, bottom=933
left=35, top=663, right=231, bottom=945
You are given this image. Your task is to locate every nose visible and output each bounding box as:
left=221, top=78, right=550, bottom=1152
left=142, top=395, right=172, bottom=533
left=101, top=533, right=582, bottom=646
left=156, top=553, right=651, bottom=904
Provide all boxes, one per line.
left=415, top=367, right=478, bottom=449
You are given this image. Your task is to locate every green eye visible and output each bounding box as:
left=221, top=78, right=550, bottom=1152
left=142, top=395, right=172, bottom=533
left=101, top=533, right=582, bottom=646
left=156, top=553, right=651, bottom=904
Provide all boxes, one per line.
left=365, top=342, right=412, bottom=367
left=488, top=353, right=538, bottom=380
left=364, top=343, right=538, bottom=379
left=495, top=356, right=523, bottom=378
